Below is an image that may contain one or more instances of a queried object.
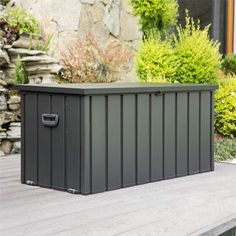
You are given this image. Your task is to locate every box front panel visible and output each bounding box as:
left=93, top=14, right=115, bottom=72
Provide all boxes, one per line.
left=23, top=93, right=81, bottom=193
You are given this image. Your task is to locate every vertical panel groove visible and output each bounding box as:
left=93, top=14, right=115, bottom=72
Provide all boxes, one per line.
left=21, top=94, right=25, bottom=183
left=199, top=92, right=202, bottom=172
left=89, top=96, right=92, bottom=193
left=63, top=95, right=67, bottom=189
left=210, top=91, right=214, bottom=170
left=49, top=95, right=52, bottom=187
left=149, top=94, right=152, bottom=182
left=36, top=94, right=39, bottom=184
left=120, top=95, right=124, bottom=187
left=105, top=96, right=108, bottom=190
left=162, top=94, right=165, bottom=179
left=175, top=93, right=177, bottom=177
left=187, top=92, right=190, bottom=175
left=79, top=96, right=82, bottom=193
left=135, top=94, right=138, bottom=184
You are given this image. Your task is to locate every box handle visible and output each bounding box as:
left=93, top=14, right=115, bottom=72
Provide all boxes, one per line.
left=42, top=114, right=59, bottom=127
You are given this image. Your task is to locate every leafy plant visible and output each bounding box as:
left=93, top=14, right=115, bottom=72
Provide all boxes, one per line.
left=215, top=79, right=236, bottom=138
left=135, top=36, right=178, bottom=82
left=130, top=0, right=178, bottom=38
left=172, top=13, right=221, bottom=84
left=1, top=4, right=40, bottom=35
left=13, top=56, right=29, bottom=85
left=61, top=32, right=132, bottom=83
left=215, top=138, right=236, bottom=161
left=221, top=54, right=236, bottom=75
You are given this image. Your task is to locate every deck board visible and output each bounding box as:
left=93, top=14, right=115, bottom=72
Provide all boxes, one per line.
left=0, top=155, right=236, bottom=236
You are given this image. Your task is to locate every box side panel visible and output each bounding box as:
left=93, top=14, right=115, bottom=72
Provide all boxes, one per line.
left=137, top=94, right=150, bottom=184
left=150, top=94, right=163, bottom=181
left=107, top=95, right=122, bottom=190
left=122, top=95, right=136, bottom=187
left=24, top=94, right=38, bottom=185
left=210, top=92, right=215, bottom=171
left=91, top=96, right=106, bottom=193
left=51, top=95, right=66, bottom=190
left=164, top=93, right=176, bottom=179
left=38, top=95, right=51, bottom=187
left=189, top=92, right=200, bottom=174
left=21, top=94, right=25, bottom=183
left=65, top=96, right=81, bottom=192
left=200, top=92, right=212, bottom=172
left=81, top=96, right=91, bottom=194
left=176, top=93, right=188, bottom=177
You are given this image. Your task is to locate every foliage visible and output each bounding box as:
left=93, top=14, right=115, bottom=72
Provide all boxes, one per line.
left=135, top=36, right=178, bottom=82
left=40, top=33, right=54, bottom=53
left=1, top=4, right=40, bottom=35
left=13, top=56, right=29, bottom=85
left=221, top=54, right=236, bottom=75
left=61, top=32, right=132, bottom=83
left=215, top=79, right=236, bottom=138
left=215, top=138, right=236, bottom=161
left=130, top=0, right=178, bottom=37
left=171, top=13, right=221, bottom=84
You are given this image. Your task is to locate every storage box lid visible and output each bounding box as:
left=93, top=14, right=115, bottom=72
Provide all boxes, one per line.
left=16, top=83, right=218, bottom=95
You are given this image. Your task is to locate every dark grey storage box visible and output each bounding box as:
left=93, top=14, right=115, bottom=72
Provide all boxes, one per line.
left=18, top=83, right=218, bottom=195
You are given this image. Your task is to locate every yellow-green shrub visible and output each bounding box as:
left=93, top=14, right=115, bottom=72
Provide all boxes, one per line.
left=130, top=0, right=178, bottom=37
left=135, top=37, right=179, bottom=82
left=215, top=79, right=236, bottom=138
left=172, top=15, right=221, bottom=84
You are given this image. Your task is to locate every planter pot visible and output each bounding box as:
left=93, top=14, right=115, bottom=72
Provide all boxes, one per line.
left=17, top=83, right=218, bottom=194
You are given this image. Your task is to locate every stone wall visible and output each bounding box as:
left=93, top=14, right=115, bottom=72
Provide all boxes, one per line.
left=0, top=1, right=62, bottom=155
left=10, top=0, right=141, bottom=80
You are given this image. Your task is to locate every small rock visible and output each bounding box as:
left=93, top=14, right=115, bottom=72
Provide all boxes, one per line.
left=7, top=125, right=21, bottom=140
left=9, top=103, right=20, bottom=111
left=0, top=85, right=7, bottom=93
left=0, top=140, right=13, bottom=155
left=10, top=122, right=21, bottom=127
left=0, top=94, right=7, bottom=111
left=4, top=111, right=16, bottom=123
left=26, top=64, right=63, bottom=75
left=0, top=48, right=10, bottom=65
left=7, top=48, right=46, bottom=57
left=7, top=95, right=21, bottom=104
left=12, top=33, right=43, bottom=49
left=0, top=112, right=5, bottom=126
left=0, top=150, right=5, bottom=156
left=20, top=55, right=59, bottom=64
left=11, top=141, right=21, bottom=154
left=0, top=131, right=6, bottom=139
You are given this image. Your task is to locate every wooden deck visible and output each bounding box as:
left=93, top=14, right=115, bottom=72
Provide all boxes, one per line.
left=0, top=155, right=236, bottom=236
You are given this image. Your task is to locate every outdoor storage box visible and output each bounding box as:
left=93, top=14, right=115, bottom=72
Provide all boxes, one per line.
left=18, top=83, right=218, bottom=195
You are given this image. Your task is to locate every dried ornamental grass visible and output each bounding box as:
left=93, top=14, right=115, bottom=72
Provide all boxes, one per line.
left=61, top=33, right=133, bottom=83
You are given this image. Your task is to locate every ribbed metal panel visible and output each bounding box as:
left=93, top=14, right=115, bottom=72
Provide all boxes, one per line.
left=22, top=89, right=215, bottom=195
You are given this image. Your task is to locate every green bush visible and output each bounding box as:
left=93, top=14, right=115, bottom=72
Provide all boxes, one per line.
left=13, top=56, right=29, bottom=85
left=215, top=138, right=236, bottom=161
left=172, top=14, right=221, bottom=84
left=1, top=4, right=40, bottom=35
left=135, top=37, right=178, bottom=82
left=221, top=54, right=236, bottom=75
left=130, top=0, right=178, bottom=37
left=215, top=79, right=236, bottom=138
